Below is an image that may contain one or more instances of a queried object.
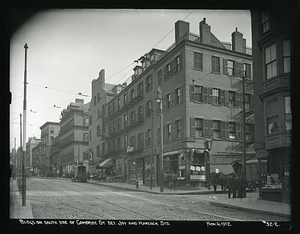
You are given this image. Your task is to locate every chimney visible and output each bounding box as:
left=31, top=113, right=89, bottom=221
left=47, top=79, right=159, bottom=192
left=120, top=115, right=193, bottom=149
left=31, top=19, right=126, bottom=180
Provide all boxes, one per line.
left=75, top=99, right=84, bottom=104
left=199, top=18, right=211, bottom=45
left=175, top=20, right=190, bottom=44
left=98, top=69, right=105, bottom=87
left=231, top=27, right=246, bottom=53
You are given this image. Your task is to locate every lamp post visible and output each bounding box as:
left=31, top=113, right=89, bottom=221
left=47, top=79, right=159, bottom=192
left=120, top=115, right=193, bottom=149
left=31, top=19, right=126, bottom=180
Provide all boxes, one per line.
left=156, top=87, right=164, bottom=192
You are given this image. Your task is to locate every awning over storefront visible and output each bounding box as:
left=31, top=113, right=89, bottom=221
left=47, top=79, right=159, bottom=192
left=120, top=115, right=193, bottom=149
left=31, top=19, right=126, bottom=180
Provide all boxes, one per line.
left=96, top=158, right=113, bottom=169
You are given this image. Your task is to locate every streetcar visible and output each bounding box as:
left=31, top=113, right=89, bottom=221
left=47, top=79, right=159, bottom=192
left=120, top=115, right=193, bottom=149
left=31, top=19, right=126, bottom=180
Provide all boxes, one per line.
left=71, top=165, right=87, bottom=182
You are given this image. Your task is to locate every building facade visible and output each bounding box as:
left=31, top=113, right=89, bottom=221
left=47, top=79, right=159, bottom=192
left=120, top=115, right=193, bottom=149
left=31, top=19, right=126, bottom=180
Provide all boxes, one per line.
left=88, top=70, right=123, bottom=176
left=98, top=18, right=254, bottom=188
left=39, top=122, right=60, bottom=176
left=25, top=136, right=40, bottom=176
left=251, top=11, right=291, bottom=203
left=32, top=142, right=41, bottom=176
left=59, top=99, right=89, bottom=176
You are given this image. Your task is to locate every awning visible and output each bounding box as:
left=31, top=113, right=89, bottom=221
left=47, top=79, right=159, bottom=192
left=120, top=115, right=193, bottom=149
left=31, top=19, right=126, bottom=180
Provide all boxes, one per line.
left=96, top=158, right=113, bottom=169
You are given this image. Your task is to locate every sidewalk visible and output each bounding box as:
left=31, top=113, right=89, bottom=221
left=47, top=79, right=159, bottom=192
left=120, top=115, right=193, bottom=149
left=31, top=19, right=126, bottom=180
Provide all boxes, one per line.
left=10, top=177, right=291, bottom=219
left=10, top=179, right=33, bottom=219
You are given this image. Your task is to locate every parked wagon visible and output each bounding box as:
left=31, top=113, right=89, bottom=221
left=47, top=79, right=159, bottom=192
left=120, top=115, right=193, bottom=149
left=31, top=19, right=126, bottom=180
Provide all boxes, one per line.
left=231, top=159, right=267, bottom=192
left=71, top=165, right=87, bottom=182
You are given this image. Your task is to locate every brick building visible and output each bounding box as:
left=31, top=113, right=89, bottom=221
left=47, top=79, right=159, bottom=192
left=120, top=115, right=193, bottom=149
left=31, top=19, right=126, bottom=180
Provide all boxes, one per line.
left=59, top=99, right=89, bottom=176
left=25, top=136, right=40, bottom=176
left=251, top=10, right=291, bottom=203
left=94, top=18, right=254, bottom=188
left=39, top=122, right=60, bottom=176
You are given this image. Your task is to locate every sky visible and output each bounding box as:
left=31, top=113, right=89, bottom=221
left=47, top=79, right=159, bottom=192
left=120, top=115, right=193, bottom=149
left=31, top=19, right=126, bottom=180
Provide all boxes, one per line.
left=9, top=9, right=251, bottom=150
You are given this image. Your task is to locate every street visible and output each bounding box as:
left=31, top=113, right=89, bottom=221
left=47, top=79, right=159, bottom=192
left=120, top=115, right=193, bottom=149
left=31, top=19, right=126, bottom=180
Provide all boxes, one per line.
left=23, top=177, right=289, bottom=221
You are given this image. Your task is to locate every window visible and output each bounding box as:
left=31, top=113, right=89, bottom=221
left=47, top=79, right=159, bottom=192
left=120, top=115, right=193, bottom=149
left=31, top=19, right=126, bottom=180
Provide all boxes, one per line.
left=175, top=119, right=181, bottom=138
left=228, top=91, right=236, bottom=107
left=285, top=96, right=292, bottom=131
left=124, top=135, right=127, bottom=149
left=262, top=12, right=270, bottom=33
left=212, top=56, right=220, bottom=73
left=113, top=121, right=116, bottom=132
left=175, top=55, right=181, bottom=72
left=167, top=123, right=172, bottom=141
left=166, top=63, right=171, bottom=80
left=130, top=89, right=135, bottom=100
left=124, top=93, right=127, bottom=104
left=229, top=122, right=236, bottom=140
left=195, top=85, right=203, bottom=102
left=138, top=82, right=143, bottom=96
left=102, top=142, right=105, bottom=155
left=244, top=63, right=252, bottom=79
left=130, top=111, right=136, bottom=125
left=283, top=40, right=291, bottom=73
left=145, top=129, right=152, bottom=146
left=146, top=75, right=152, bottom=92
left=94, top=96, right=96, bottom=106
left=138, top=133, right=143, bottom=149
left=212, top=88, right=220, bottom=105
left=266, top=98, right=279, bottom=134
left=146, top=100, right=152, bottom=117
left=213, top=120, right=221, bottom=138
left=117, top=118, right=121, bottom=131
left=245, top=124, right=251, bottom=141
left=117, top=99, right=120, bottom=110
left=138, top=105, right=143, bottom=121
left=97, top=125, right=100, bottom=137
left=158, top=69, right=162, bottom=85
left=245, top=94, right=251, bottom=109
left=194, top=52, right=203, bottom=70
left=124, top=114, right=128, bottom=128
left=195, top=118, right=203, bottom=137
left=97, top=93, right=100, bottom=102
left=265, top=43, right=277, bottom=79
left=130, top=136, right=136, bottom=149
left=227, top=60, right=234, bottom=76
left=175, top=87, right=181, bottom=105
left=166, top=93, right=171, bottom=109
left=50, top=127, right=54, bottom=133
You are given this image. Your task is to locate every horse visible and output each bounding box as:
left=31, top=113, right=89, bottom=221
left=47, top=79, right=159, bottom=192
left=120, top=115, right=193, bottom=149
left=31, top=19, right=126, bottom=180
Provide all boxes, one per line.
left=210, top=172, right=230, bottom=193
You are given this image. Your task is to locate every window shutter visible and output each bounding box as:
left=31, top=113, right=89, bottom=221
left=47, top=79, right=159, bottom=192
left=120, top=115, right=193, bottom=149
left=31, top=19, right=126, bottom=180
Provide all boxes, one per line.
left=171, top=122, right=175, bottom=140
left=171, top=91, right=175, bottom=107
left=234, top=61, right=240, bottom=77
left=225, top=91, right=229, bottom=106
left=225, top=122, right=229, bottom=139
left=190, top=118, right=195, bottom=137
left=209, top=120, right=214, bottom=137
left=220, top=90, right=225, bottom=105
left=203, top=87, right=208, bottom=103
left=223, top=59, right=228, bottom=75
left=221, top=121, right=226, bottom=138
left=180, top=118, right=184, bottom=138
left=208, top=88, right=213, bottom=104
left=204, top=119, right=209, bottom=137
left=236, top=122, right=241, bottom=141
left=190, top=85, right=195, bottom=101
left=236, top=92, right=240, bottom=107
left=181, top=85, right=184, bottom=103
left=170, top=60, right=174, bottom=76
left=164, top=66, right=167, bottom=81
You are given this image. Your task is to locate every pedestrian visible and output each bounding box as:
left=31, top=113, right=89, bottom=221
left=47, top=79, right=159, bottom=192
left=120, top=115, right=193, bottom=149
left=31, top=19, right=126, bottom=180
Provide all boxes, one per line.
left=226, top=174, right=234, bottom=198
left=237, top=174, right=247, bottom=198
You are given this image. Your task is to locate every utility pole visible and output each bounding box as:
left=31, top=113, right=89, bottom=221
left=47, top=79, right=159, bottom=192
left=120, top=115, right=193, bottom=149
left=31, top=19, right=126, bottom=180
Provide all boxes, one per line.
left=22, top=43, right=28, bottom=206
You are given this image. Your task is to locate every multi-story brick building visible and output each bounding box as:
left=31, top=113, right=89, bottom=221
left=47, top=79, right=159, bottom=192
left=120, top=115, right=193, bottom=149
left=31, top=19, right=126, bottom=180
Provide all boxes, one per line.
left=98, top=18, right=254, bottom=188
left=251, top=11, right=291, bottom=203
left=59, top=99, right=89, bottom=176
left=39, top=121, right=60, bottom=176
left=50, top=134, right=60, bottom=176
left=32, top=142, right=41, bottom=176
left=25, top=136, right=40, bottom=176
left=87, top=70, right=124, bottom=176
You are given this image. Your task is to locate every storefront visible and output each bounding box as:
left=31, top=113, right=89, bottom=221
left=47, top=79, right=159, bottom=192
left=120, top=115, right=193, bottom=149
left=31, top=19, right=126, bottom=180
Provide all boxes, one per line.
left=261, top=147, right=290, bottom=203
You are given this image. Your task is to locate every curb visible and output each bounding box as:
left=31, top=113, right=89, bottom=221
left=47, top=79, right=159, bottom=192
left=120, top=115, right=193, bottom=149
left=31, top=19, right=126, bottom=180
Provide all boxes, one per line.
left=209, top=201, right=291, bottom=218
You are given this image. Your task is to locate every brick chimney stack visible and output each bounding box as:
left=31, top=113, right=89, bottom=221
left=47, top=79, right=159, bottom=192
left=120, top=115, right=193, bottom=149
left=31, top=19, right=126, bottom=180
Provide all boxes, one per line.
left=231, top=27, right=246, bottom=53
left=99, top=69, right=105, bottom=87
left=199, top=18, right=211, bottom=45
left=175, top=20, right=190, bottom=44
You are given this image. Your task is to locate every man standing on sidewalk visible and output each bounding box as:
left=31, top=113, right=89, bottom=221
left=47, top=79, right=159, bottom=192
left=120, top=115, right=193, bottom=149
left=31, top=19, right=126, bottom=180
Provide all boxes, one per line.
left=226, top=174, right=235, bottom=198
left=237, top=174, right=247, bottom=198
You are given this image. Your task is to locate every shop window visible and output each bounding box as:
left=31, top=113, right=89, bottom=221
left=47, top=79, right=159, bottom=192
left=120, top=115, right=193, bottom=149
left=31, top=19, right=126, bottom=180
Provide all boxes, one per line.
left=266, top=98, right=279, bottom=134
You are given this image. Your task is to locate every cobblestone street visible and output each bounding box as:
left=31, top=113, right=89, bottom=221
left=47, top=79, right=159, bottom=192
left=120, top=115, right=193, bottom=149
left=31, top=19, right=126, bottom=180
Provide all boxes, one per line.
left=25, top=177, right=289, bottom=221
